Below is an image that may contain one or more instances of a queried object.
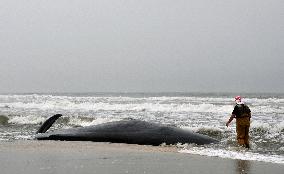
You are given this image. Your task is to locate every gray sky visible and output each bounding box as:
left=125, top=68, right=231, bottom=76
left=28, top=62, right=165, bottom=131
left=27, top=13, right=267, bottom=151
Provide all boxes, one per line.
left=0, top=0, right=283, bottom=93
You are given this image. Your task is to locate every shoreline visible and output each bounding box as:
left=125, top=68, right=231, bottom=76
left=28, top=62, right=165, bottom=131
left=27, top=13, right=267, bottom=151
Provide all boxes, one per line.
left=0, top=140, right=283, bottom=174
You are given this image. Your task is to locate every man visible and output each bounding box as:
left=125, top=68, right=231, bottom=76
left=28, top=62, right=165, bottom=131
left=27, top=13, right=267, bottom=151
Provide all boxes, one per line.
left=226, top=96, right=251, bottom=148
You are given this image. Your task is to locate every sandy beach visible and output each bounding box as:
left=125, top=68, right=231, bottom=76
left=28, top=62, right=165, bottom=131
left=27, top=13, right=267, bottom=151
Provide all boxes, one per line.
left=0, top=140, right=283, bottom=174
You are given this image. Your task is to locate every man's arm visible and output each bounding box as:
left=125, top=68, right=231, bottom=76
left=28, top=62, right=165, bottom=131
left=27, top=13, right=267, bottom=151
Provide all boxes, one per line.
left=226, top=114, right=235, bottom=127
left=246, top=105, right=251, bottom=120
left=248, top=112, right=251, bottom=120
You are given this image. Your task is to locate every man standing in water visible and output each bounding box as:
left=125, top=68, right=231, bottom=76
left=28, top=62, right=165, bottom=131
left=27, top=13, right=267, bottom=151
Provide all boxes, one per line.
left=226, top=96, right=251, bottom=148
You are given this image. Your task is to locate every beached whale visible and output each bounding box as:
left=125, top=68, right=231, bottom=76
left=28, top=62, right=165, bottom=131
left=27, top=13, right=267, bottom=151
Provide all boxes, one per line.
left=35, top=114, right=218, bottom=145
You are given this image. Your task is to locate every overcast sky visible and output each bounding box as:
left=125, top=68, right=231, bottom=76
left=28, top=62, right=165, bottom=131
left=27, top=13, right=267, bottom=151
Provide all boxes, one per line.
left=0, top=0, right=283, bottom=93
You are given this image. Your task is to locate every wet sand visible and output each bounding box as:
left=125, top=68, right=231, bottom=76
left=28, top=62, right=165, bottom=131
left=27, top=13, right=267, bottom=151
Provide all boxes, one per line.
left=0, top=140, right=283, bottom=174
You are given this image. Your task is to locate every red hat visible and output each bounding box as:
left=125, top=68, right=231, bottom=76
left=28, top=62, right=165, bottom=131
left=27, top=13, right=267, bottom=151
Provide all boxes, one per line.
left=235, top=96, right=241, bottom=101
left=234, top=96, right=243, bottom=104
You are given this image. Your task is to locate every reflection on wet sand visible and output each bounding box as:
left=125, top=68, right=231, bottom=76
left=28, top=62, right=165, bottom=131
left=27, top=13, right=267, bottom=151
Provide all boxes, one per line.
left=235, top=160, right=251, bottom=174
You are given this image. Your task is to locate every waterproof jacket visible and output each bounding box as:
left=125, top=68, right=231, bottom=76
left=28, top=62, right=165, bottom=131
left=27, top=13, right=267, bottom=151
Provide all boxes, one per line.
left=232, top=104, right=251, bottom=118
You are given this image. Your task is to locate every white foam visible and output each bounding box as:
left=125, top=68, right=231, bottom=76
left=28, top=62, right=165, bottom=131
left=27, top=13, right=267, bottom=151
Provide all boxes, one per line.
left=1, top=94, right=284, bottom=115
left=2, top=101, right=233, bottom=114
left=251, top=121, right=270, bottom=130
left=8, top=115, right=46, bottom=125
left=179, top=147, right=284, bottom=164
left=251, top=121, right=284, bottom=134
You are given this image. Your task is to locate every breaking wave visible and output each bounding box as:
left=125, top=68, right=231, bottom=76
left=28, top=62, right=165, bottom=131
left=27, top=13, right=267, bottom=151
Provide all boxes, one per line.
left=1, top=94, right=284, bottom=114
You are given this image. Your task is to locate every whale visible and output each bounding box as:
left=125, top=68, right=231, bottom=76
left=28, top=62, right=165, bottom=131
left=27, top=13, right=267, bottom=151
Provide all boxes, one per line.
left=35, top=114, right=218, bottom=145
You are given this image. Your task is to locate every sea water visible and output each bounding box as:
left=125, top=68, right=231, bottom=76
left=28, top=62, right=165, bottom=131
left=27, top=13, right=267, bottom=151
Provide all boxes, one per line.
left=0, top=92, right=283, bottom=164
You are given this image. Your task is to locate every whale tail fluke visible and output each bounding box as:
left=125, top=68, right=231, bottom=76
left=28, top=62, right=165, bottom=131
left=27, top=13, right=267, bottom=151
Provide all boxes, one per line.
left=36, top=114, right=62, bottom=134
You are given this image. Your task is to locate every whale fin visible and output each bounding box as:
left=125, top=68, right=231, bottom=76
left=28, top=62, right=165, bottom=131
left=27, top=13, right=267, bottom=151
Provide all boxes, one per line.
left=36, top=114, right=62, bottom=134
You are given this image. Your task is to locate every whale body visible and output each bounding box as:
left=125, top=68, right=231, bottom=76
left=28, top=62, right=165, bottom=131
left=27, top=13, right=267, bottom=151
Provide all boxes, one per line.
left=35, top=114, right=218, bottom=145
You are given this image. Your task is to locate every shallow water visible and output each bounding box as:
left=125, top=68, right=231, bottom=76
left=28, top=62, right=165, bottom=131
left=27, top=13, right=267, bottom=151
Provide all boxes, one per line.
left=0, top=92, right=283, bottom=163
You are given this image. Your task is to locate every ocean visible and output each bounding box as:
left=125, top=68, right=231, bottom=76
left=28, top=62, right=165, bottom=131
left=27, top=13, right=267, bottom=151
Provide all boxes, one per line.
left=0, top=92, right=283, bottom=164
